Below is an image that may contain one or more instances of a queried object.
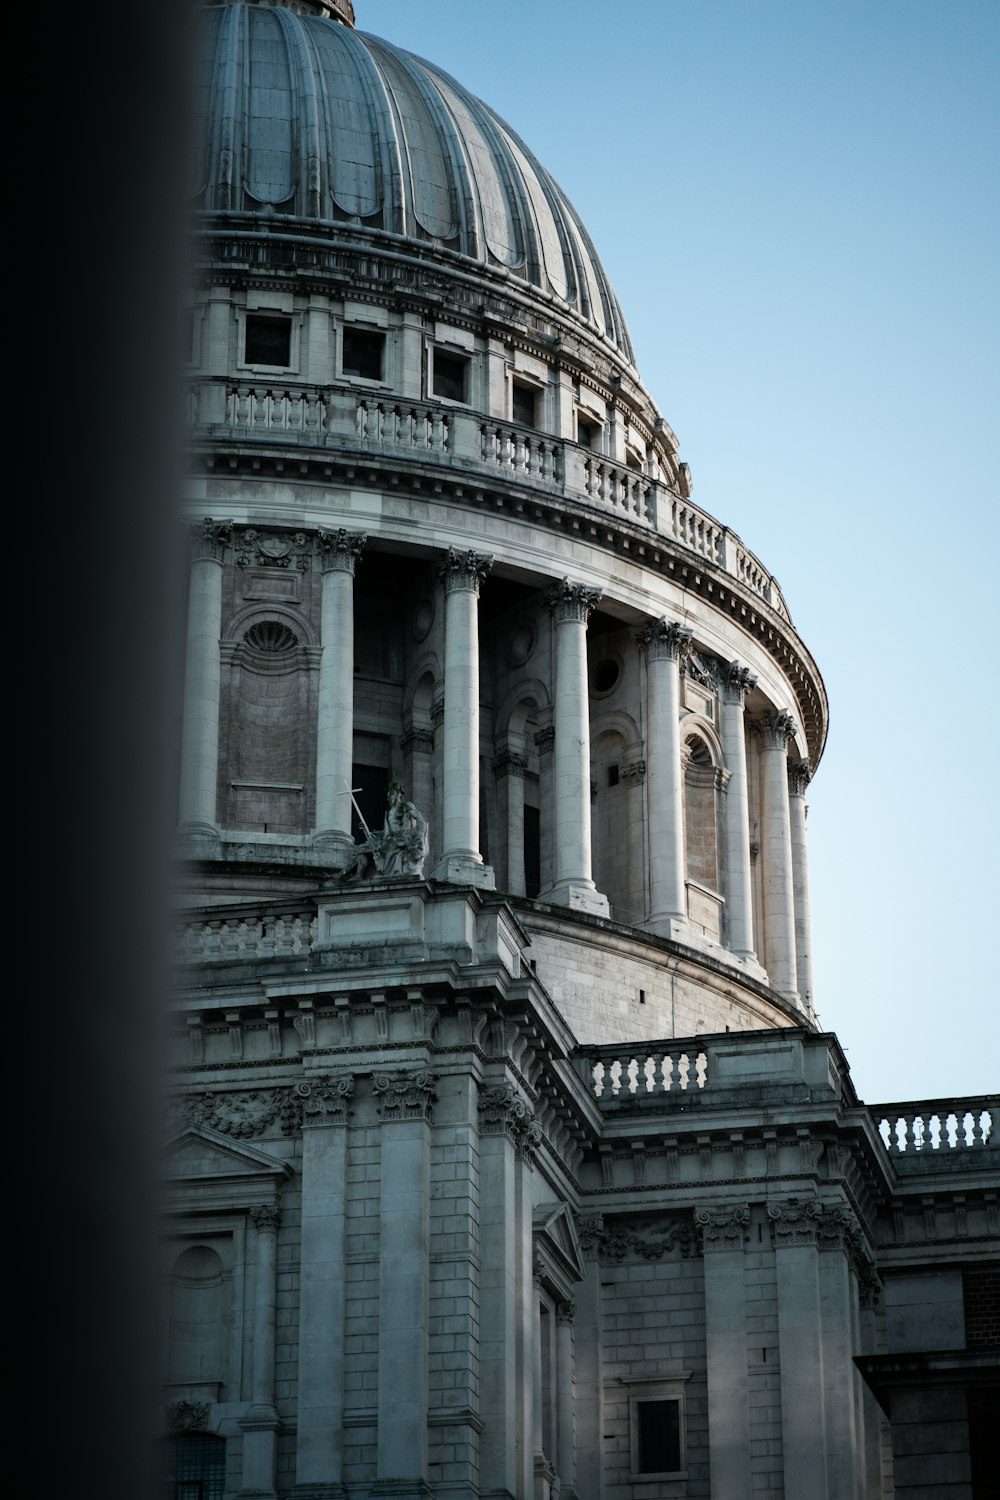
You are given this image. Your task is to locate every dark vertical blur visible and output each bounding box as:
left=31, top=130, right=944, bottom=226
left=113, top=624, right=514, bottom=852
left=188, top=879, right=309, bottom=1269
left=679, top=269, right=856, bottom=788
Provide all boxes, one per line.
left=44, top=0, right=194, bottom=1493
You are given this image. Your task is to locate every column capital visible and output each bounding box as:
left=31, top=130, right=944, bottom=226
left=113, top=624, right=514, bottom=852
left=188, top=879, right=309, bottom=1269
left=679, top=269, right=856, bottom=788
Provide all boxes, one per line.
left=637, top=616, right=693, bottom=662
left=317, top=527, right=366, bottom=574
left=400, top=725, right=435, bottom=756
left=721, top=659, right=758, bottom=705
left=760, top=710, right=797, bottom=750
left=372, top=1068, right=437, bottom=1122
left=788, top=759, right=812, bottom=796
left=694, top=1204, right=750, bottom=1252
left=293, top=1074, right=355, bottom=1128
left=767, top=1196, right=821, bottom=1246
left=533, top=725, right=555, bottom=755
left=477, top=1083, right=543, bottom=1163
left=546, top=576, right=603, bottom=623
left=493, top=750, right=528, bottom=777
left=250, top=1203, right=281, bottom=1233
left=188, top=516, right=233, bottom=563
left=439, top=546, right=493, bottom=594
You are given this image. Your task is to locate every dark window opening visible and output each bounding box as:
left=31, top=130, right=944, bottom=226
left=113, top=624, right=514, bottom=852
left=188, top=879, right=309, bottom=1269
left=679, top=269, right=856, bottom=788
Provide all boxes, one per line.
left=343, top=328, right=385, bottom=381
left=433, top=351, right=469, bottom=402
left=625, top=447, right=643, bottom=473
left=524, top=804, right=541, bottom=899
left=163, top=1433, right=226, bottom=1500
left=578, top=416, right=598, bottom=449
left=245, top=314, right=291, bottom=366
left=593, top=657, right=620, bottom=693
left=350, top=763, right=389, bottom=844
left=607, top=764, right=619, bottom=787
left=512, top=381, right=537, bottom=427
left=636, top=1399, right=681, bottom=1475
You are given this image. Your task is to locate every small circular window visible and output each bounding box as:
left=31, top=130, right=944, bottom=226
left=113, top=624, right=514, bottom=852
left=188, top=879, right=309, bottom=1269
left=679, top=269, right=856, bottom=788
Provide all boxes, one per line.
left=592, top=657, right=620, bottom=694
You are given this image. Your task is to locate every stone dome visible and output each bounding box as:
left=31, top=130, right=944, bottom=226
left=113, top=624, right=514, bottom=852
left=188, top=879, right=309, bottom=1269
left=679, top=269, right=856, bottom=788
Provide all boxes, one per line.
left=193, top=2, right=636, bottom=365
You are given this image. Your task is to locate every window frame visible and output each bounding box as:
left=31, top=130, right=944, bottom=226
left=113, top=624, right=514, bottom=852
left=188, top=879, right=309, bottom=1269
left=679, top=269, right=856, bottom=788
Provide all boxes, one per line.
left=431, top=347, right=471, bottom=404
left=624, top=1373, right=691, bottom=1482
left=236, top=305, right=302, bottom=375
left=341, top=325, right=387, bottom=384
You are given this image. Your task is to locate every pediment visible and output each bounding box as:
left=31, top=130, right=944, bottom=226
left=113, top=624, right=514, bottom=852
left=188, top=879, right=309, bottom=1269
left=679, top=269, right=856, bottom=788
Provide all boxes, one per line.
left=163, top=1125, right=294, bottom=1184
left=533, top=1201, right=586, bottom=1287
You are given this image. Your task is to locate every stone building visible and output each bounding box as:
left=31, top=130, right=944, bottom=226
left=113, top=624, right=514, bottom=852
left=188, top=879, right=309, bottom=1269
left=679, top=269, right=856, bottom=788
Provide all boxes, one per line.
left=169, top=2, right=998, bottom=1495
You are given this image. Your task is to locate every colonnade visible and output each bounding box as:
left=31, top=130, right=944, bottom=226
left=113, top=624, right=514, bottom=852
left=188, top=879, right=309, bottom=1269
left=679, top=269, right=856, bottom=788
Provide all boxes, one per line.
left=177, top=522, right=812, bottom=1007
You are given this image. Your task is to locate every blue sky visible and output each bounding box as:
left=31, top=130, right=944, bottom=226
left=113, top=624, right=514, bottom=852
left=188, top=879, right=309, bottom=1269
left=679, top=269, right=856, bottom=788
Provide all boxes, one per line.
left=365, top=0, right=998, bottom=1103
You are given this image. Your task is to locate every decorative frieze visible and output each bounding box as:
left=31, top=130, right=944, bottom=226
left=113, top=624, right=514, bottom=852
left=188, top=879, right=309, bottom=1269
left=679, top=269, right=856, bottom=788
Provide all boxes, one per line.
left=167, top=1087, right=290, bottom=1139
left=636, top=616, right=693, bottom=662
left=788, top=760, right=812, bottom=796
left=373, top=1069, right=437, bottom=1122
left=760, top=712, right=797, bottom=750
left=439, top=546, right=493, bottom=594
left=236, top=527, right=311, bottom=571
left=250, top=1203, right=281, bottom=1232
left=686, top=651, right=719, bottom=692
left=721, top=660, right=757, bottom=705
left=546, top=577, right=602, bottom=623
left=478, top=1083, right=543, bottom=1161
left=189, top=516, right=232, bottom=563
left=575, top=1213, right=700, bottom=1264
left=168, top=1400, right=210, bottom=1431
left=620, top=759, right=646, bottom=783
left=293, top=1074, right=355, bottom=1128
left=316, top=526, right=366, bottom=574
left=694, top=1204, right=750, bottom=1252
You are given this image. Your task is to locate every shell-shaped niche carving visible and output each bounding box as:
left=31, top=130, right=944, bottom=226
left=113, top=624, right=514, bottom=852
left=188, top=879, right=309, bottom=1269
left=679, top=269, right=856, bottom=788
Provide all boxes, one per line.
left=244, top=621, right=299, bottom=654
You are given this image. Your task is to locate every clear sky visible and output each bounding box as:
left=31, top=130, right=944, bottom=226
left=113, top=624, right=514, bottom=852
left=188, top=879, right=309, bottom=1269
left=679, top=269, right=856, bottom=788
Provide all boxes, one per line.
left=364, top=0, right=999, bottom=1103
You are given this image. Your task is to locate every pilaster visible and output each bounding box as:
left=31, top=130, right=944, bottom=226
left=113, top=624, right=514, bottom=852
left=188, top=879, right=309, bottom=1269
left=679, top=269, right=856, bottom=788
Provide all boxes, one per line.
left=178, top=518, right=232, bottom=836
left=759, top=712, right=799, bottom=1001
left=768, top=1198, right=829, bottom=1499
left=239, top=1203, right=281, bottom=1499
left=694, top=1205, right=752, bottom=1498
left=314, top=529, right=365, bottom=863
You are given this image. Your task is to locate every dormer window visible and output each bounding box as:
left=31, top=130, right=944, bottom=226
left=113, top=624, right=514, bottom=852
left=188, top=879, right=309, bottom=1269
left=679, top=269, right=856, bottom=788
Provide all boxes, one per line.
left=244, top=313, right=292, bottom=367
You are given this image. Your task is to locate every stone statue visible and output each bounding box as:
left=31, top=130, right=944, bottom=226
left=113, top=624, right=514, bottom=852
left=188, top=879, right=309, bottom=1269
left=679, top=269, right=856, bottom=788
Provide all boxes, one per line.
left=343, top=782, right=429, bottom=880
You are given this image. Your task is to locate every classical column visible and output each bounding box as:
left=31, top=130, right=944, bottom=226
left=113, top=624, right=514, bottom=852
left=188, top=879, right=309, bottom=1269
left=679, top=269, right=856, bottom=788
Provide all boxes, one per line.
left=540, top=579, right=609, bottom=916
left=768, top=1199, right=829, bottom=1500
left=313, top=528, right=365, bottom=864
left=494, top=749, right=528, bottom=896
left=372, top=1070, right=436, bottom=1496
left=293, top=1074, right=354, bottom=1500
left=555, top=1301, right=577, bottom=1498
left=720, top=661, right=758, bottom=958
left=695, top=1205, right=752, bottom=1499
left=178, top=518, right=232, bottom=835
left=759, top=712, right=799, bottom=1000
left=432, top=548, right=495, bottom=888
left=638, top=617, right=692, bottom=935
left=788, top=760, right=816, bottom=1016
left=239, top=1203, right=281, bottom=1498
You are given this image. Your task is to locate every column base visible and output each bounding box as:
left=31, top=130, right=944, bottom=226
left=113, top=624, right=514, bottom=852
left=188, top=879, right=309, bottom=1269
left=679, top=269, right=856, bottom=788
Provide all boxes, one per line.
left=640, top=912, right=690, bottom=941
left=312, top=830, right=360, bottom=873
left=177, top=820, right=220, bottom=841
left=539, top=880, right=609, bottom=917
left=432, top=852, right=496, bottom=890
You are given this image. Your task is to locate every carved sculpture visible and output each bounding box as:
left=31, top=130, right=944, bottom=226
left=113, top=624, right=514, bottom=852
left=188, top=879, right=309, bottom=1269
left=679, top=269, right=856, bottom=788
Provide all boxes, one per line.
left=342, top=782, right=429, bottom=880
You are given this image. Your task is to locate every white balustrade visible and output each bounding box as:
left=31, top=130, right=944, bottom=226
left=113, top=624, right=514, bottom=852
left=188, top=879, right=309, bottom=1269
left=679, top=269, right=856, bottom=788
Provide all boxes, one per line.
left=226, top=385, right=329, bottom=437
left=481, top=423, right=561, bottom=482
left=873, top=1100, right=995, bottom=1152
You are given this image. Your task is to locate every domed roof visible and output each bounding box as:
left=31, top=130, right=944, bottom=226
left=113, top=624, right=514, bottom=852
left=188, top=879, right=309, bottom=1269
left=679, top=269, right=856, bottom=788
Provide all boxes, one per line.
left=193, top=1, right=636, bottom=365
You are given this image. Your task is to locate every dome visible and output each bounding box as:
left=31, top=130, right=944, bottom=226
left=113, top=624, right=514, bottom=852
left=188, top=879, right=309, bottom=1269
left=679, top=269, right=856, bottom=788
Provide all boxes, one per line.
left=192, top=2, right=636, bottom=365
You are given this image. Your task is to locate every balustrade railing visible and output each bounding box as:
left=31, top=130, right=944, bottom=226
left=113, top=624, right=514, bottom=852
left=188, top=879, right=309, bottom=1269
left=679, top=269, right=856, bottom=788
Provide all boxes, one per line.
left=226, top=384, right=329, bottom=437
left=670, top=498, right=725, bottom=568
left=357, top=397, right=449, bottom=454
left=584, top=456, right=653, bottom=522
left=482, top=422, right=561, bottom=483
left=582, top=1042, right=710, bottom=1100
left=175, top=912, right=318, bottom=963
left=871, top=1098, right=996, bottom=1154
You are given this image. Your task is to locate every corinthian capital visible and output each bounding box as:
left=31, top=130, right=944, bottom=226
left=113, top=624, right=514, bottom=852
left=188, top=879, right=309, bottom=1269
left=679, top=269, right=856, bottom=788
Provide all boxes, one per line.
left=694, top=1204, right=750, bottom=1251
left=317, top=527, right=366, bottom=575
left=188, top=516, right=233, bottom=563
left=439, top=546, right=493, bottom=594
left=546, top=577, right=603, bottom=624
left=636, top=617, right=693, bottom=662
left=760, top=711, right=797, bottom=750
left=372, top=1069, right=437, bottom=1122
left=721, top=660, right=758, bottom=705
left=788, top=760, right=812, bottom=796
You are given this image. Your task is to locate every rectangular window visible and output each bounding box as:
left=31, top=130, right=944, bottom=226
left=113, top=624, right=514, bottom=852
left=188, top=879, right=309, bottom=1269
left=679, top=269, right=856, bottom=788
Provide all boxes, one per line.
left=512, top=380, right=537, bottom=427
left=636, top=1399, right=681, bottom=1475
left=343, top=327, right=385, bottom=381
left=524, top=803, right=541, bottom=899
left=244, top=313, right=291, bottom=367
left=350, top=762, right=388, bottom=845
left=578, top=415, right=598, bottom=449
left=433, top=350, right=469, bottom=402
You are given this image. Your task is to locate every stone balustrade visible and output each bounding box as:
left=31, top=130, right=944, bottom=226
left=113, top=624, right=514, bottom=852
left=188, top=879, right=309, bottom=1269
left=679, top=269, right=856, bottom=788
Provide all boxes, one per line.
left=871, top=1098, right=997, bottom=1154
left=175, top=910, right=318, bottom=964
left=585, top=1044, right=710, bottom=1099
left=185, top=378, right=789, bottom=611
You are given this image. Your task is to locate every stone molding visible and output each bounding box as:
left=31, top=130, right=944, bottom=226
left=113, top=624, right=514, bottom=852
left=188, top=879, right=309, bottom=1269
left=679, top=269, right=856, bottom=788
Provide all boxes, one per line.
left=317, top=526, right=366, bottom=575
left=760, top=711, right=797, bottom=750
left=556, top=1298, right=576, bottom=1325
left=167, top=1400, right=210, bottom=1431
left=492, top=750, right=529, bottom=777
left=694, top=1203, right=750, bottom=1251
left=721, top=659, right=758, bottom=705
left=236, top=526, right=311, bottom=571
left=575, top=1212, right=699, bottom=1264
left=788, top=759, right=812, bottom=796
left=478, top=1083, right=543, bottom=1162
left=533, top=725, right=555, bottom=755
left=400, top=727, right=434, bottom=755
left=250, top=1203, right=280, bottom=1232
left=620, top=759, right=646, bottom=783
left=293, top=1074, right=355, bottom=1128
left=430, top=699, right=445, bottom=728
left=189, top=516, right=232, bottom=564
left=439, top=545, right=493, bottom=594
left=546, top=576, right=602, bottom=624
left=686, top=651, right=719, bottom=692
left=372, top=1069, right=437, bottom=1122
left=636, top=616, right=693, bottom=662
left=166, top=1086, right=299, bottom=1139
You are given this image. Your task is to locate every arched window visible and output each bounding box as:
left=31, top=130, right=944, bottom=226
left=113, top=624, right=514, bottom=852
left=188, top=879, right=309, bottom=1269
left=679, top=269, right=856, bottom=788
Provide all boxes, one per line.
left=223, top=617, right=308, bottom=833
left=163, top=1432, right=226, bottom=1499
left=684, top=732, right=724, bottom=940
